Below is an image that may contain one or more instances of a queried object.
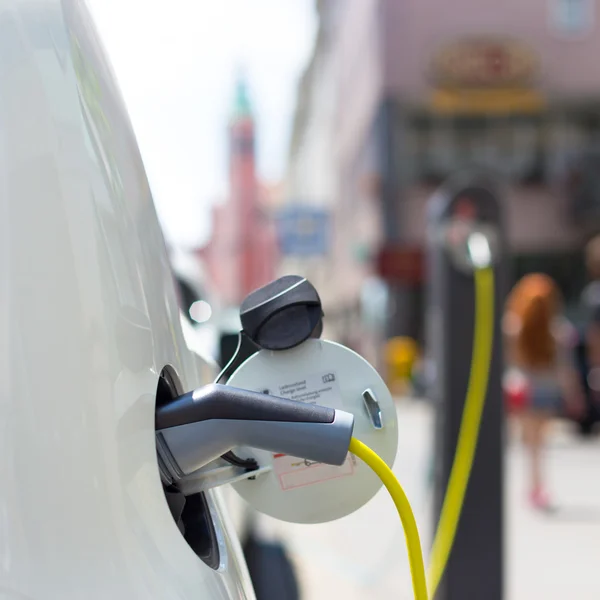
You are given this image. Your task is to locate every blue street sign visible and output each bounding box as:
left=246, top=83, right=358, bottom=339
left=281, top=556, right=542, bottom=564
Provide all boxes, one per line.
left=276, top=205, right=330, bottom=257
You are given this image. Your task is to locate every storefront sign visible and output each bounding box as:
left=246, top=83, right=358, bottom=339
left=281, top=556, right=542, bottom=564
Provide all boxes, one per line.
left=430, top=38, right=543, bottom=114
left=375, top=245, right=425, bottom=285
left=431, top=38, right=538, bottom=88
left=431, top=87, right=544, bottom=114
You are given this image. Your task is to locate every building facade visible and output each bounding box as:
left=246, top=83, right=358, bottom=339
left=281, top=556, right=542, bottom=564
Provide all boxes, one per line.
left=281, top=0, right=386, bottom=362
left=286, top=0, right=600, bottom=347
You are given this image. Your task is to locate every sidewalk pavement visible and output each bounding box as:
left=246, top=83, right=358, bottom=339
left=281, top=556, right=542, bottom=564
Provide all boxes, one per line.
left=249, top=400, right=600, bottom=600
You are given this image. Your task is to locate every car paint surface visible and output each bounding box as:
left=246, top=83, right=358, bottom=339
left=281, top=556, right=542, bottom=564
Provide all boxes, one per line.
left=0, top=1, right=255, bottom=598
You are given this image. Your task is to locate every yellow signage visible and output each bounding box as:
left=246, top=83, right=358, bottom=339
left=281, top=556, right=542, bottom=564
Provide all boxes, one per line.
left=384, top=337, right=418, bottom=393
left=431, top=87, right=544, bottom=115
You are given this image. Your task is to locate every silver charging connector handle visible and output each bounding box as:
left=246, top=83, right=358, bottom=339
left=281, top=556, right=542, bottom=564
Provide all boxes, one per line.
left=161, top=411, right=354, bottom=477
left=156, top=384, right=355, bottom=480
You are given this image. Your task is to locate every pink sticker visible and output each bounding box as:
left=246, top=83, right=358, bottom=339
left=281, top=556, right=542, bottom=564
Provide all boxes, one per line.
left=272, top=453, right=356, bottom=491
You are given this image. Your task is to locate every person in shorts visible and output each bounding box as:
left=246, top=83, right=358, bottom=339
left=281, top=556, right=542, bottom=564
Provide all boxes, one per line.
left=503, top=274, right=585, bottom=510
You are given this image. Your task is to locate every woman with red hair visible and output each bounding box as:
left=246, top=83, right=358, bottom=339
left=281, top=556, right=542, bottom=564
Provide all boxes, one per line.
left=504, top=274, right=584, bottom=510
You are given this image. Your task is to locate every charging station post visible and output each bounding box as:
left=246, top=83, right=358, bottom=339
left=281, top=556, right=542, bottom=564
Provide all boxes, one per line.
left=427, top=174, right=505, bottom=600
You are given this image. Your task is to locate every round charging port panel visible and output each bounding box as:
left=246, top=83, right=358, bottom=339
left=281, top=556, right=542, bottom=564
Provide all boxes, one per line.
left=227, top=339, right=399, bottom=524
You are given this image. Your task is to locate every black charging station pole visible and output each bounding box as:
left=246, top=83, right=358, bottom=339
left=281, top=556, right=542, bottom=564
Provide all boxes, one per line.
left=427, top=173, right=506, bottom=600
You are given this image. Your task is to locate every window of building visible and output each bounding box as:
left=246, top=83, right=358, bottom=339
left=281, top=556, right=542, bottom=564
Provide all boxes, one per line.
left=544, top=110, right=600, bottom=222
left=549, top=0, right=595, bottom=37
left=407, top=115, right=544, bottom=185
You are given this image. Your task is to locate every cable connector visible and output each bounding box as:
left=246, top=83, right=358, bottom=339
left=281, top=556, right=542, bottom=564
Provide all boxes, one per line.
left=467, top=231, right=492, bottom=269
left=156, top=384, right=355, bottom=482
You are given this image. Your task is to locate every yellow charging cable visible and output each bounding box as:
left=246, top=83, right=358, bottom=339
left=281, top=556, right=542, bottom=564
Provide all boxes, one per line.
left=349, top=437, right=429, bottom=600
left=349, top=267, right=494, bottom=599
left=427, top=266, right=495, bottom=598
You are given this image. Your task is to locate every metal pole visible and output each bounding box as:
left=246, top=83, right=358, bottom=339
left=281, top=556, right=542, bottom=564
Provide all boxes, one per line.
left=427, top=173, right=506, bottom=600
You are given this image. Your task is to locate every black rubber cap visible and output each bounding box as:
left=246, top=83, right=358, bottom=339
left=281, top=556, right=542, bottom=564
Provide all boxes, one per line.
left=240, top=275, right=323, bottom=350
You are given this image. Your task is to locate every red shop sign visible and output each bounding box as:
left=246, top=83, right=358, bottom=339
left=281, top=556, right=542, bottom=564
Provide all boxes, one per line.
left=375, top=245, right=425, bottom=285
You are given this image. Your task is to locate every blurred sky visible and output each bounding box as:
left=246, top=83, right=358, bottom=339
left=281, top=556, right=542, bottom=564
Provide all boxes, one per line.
left=88, top=0, right=317, bottom=247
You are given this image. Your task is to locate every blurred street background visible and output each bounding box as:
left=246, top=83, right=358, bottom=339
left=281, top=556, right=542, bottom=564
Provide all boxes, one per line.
left=247, top=399, right=600, bottom=600
left=90, top=0, right=600, bottom=598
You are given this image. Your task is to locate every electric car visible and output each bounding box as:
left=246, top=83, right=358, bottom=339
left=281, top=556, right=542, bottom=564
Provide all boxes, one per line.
left=2, top=0, right=256, bottom=597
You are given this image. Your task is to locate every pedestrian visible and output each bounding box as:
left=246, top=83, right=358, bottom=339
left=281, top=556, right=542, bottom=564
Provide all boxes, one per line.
left=581, top=233, right=600, bottom=313
left=583, top=305, right=600, bottom=411
left=503, top=273, right=585, bottom=510
left=571, top=234, right=600, bottom=435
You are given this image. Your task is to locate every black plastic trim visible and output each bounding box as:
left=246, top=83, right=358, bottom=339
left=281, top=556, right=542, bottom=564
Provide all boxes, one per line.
left=155, top=383, right=335, bottom=430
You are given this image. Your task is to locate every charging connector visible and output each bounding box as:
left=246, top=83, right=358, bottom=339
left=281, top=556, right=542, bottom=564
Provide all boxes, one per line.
left=156, top=384, right=355, bottom=482
left=467, top=231, right=492, bottom=269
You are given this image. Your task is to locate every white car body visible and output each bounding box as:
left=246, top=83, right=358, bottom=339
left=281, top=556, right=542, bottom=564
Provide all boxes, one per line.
left=1, top=1, right=255, bottom=598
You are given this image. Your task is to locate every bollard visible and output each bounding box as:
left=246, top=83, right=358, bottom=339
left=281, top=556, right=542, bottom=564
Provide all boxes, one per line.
left=426, top=173, right=506, bottom=600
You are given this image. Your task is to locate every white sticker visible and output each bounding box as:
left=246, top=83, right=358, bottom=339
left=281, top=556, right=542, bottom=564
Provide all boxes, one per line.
left=258, top=371, right=344, bottom=409
left=258, top=371, right=352, bottom=491
left=272, top=453, right=356, bottom=491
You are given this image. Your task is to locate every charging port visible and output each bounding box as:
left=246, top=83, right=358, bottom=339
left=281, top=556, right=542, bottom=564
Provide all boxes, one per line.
left=156, top=366, right=220, bottom=570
